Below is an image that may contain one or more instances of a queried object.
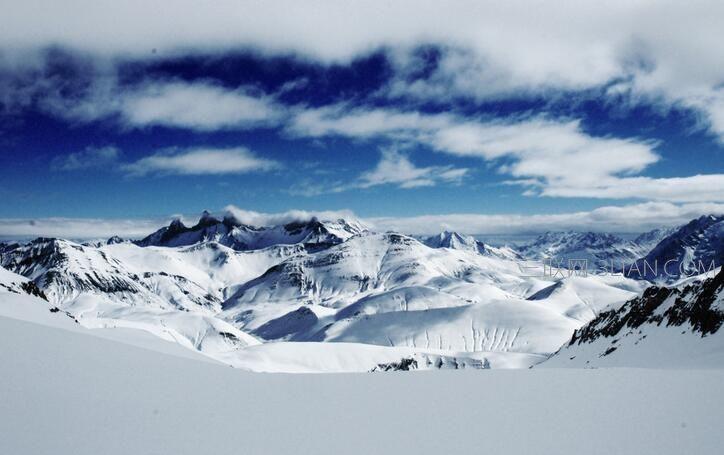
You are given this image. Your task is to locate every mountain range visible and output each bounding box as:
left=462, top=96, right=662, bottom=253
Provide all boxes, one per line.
left=0, top=211, right=722, bottom=372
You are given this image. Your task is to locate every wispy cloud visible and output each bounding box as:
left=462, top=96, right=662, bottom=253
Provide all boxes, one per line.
left=38, top=79, right=282, bottom=131
left=119, top=82, right=282, bottom=131
left=51, top=146, right=120, bottom=171
left=223, top=206, right=364, bottom=227
left=519, top=174, right=724, bottom=203
left=3, top=1, right=724, bottom=147
left=17, top=73, right=724, bottom=201
left=287, top=105, right=724, bottom=202
left=358, top=148, right=467, bottom=189
left=0, top=217, right=169, bottom=240
left=122, top=147, right=280, bottom=176
left=2, top=202, right=721, bottom=240
left=368, top=202, right=724, bottom=235
left=289, top=149, right=469, bottom=196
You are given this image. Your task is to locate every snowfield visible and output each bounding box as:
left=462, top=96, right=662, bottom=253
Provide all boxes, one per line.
left=1, top=309, right=723, bottom=455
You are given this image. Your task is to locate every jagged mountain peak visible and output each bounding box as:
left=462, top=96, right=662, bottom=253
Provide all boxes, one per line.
left=424, top=231, right=478, bottom=249
left=628, top=214, right=723, bottom=282
left=106, top=235, right=127, bottom=245
left=137, top=211, right=366, bottom=251
left=196, top=210, right=221, bottom=228
left=422, top=231, right=521, bottom=260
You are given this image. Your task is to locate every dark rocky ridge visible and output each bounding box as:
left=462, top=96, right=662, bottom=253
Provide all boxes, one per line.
left=569, top=267, right=724, bottom=347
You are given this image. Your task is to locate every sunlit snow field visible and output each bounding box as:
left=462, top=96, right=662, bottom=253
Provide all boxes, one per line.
left=1, top=303, right=723, bottom=455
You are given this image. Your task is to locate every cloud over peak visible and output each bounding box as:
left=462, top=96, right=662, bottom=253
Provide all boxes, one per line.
left=2, top=202, right=722, bottom=240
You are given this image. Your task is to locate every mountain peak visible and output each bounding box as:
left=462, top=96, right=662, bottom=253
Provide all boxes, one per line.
left=169, top=218, right=186, bottom=230
left=423, top=230, right=484, bottom=253
left=195, top=210, right=221, bottom=228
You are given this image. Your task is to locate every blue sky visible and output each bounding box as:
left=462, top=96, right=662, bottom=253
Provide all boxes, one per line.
left=1, top=1, right=723, bottom=237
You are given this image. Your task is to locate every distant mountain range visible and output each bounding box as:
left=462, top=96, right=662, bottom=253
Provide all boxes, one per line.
left=518, top=230, right=653, bottom=267
left=0, top=211, right=722, bottom=372
left=626, top=215, right=723, bottom=282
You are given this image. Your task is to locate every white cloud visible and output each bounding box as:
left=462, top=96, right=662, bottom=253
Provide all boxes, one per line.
left=51, top=146, right=120, bottom=171
left=122, top=147, right=279, bottom=176
left=368, top=202, right=724, bottom=235
left=37, top=79, right=282, bottom=131
left=530, top=174, right=724, bottom=203
left=119, top=82, right=281, bottom=130
left=223, top=206, right=365, bottom=227
left=2, top=202, right=721, bottom=240
left=16, top=72, right=724, bottom=201
left=287, top=105, right=724, bottom=202
left=358, top=149, right=467, bottom=189
left=288, top=105, right=724, bottom=202
left=2, top=2, right=723, bottom=201
left=4, top=1, right=724, bottom=139
left=287, top=148, right=469, bottom=196
left=0, top=217, right=168, bottom=240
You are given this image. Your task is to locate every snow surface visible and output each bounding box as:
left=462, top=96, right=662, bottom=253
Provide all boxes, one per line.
left=1, top=310, right=723, bottom=455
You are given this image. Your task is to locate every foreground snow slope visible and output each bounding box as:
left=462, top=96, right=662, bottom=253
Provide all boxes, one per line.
left=2, top=313, right=723, bottom=455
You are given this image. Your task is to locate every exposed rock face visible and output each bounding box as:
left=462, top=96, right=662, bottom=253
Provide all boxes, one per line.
left=570, top=268, right=724, bottom=345
left=371, top=354, right=490, bottom=371
left=540, top=268, right=724, bottom=368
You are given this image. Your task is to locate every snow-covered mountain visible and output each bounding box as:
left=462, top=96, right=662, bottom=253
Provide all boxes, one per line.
left=626, top=214, right=723, bottom=282
left=0, top=263, right=47, bottom=300
left=633, top=226, right=679, bottom=253
left=517, top=231, right=645, bottom=266
left=138, top=210, right=367, bottom=251
left=422, top=230, right=520, bottom=260
left=2, top=211, right=723, bottom=372
left=543, top=267, right=724, bottom=368
left=0, top=239, right=263, bottom=362
left=220, top=231, right=645, bottom=363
